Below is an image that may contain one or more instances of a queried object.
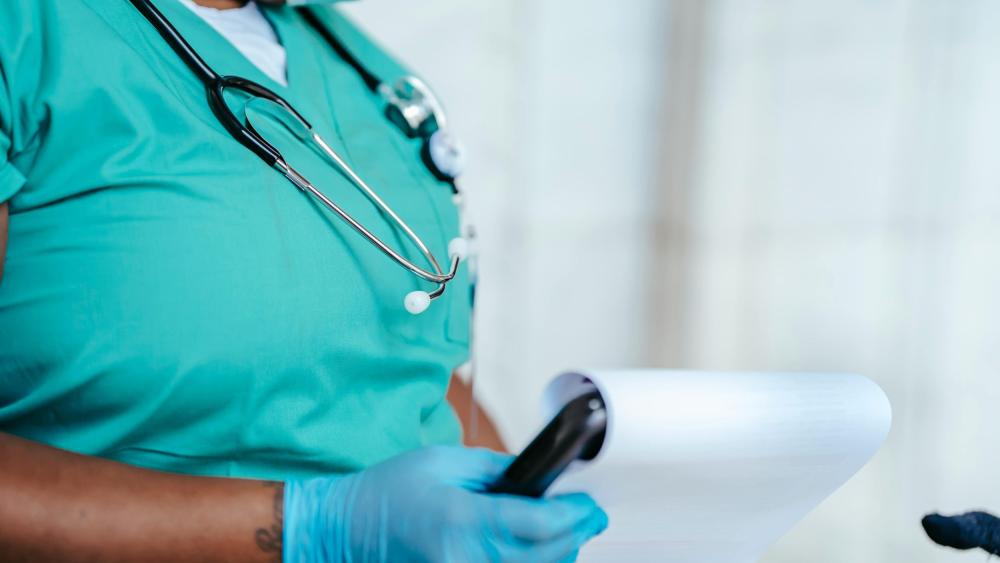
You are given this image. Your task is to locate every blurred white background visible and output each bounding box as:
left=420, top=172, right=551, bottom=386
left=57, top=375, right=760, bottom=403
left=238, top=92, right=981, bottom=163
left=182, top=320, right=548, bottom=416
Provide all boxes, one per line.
left=345, top=1, right=1000, bottom=561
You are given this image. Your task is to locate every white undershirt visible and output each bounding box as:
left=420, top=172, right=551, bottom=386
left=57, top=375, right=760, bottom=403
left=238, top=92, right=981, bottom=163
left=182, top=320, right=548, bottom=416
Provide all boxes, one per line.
left=178, top=0, right=289, bottom=86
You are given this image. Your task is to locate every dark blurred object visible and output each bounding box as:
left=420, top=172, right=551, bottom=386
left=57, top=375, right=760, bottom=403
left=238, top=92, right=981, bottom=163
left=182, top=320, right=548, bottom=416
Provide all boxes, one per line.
left=922, top=511, right=1000, bottom=555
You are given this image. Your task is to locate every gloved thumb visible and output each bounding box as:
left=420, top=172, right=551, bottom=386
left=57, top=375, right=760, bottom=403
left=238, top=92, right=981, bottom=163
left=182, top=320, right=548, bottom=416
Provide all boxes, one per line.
left=418, top=447, right=514, bottom=489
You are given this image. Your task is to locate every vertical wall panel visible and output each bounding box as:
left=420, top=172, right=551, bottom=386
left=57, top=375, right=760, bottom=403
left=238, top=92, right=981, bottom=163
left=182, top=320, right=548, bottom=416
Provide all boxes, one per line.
left=661, top=1, right=1000, bottom=561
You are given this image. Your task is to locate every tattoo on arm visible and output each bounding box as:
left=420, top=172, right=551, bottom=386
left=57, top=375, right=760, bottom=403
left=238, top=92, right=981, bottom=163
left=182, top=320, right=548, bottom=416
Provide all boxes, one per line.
left=255, top=482, right=284, bottom=562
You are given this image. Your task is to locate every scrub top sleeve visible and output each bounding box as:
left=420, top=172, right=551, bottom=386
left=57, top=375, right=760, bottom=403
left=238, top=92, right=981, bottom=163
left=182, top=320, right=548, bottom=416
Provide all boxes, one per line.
left=0, top=3, right=34, bottom=204
left=0, top=116, right=26, bottom=205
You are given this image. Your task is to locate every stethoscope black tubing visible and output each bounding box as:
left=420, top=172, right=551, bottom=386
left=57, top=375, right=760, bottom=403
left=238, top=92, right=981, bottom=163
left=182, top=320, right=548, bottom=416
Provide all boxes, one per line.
left=126, top=0, right=219, bottom=83
left=127, top=0, right=322, bottom=167
left=295, top=7, right=381, bottom=94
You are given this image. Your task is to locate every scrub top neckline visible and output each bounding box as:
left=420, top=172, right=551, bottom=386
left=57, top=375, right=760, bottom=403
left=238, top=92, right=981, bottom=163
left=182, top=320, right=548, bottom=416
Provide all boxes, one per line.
left=154, top=0, right=306, bottom=97
left=177, top=0, right=288, bottom=86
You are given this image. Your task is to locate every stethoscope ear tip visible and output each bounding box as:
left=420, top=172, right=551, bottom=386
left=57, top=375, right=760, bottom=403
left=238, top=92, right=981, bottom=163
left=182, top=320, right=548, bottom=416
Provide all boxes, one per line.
left=404, top=291, right=432, bottom=315
left=448, top=237, right=469, bottom=261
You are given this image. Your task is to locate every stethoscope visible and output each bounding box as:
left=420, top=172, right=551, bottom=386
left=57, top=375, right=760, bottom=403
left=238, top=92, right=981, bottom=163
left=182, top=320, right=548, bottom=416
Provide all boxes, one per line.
left=127, top=0, right=473, bottom=315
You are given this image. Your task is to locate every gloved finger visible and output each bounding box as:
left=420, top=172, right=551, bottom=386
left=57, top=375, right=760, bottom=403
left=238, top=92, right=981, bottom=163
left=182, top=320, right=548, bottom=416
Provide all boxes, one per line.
left=492, top=492, right=607, bottom=542
left=528, top=509, right=608, bottom=562
left=431, top=447, right=514, bottom=488
left=922, top=511, right=1000, bottom=555
left=496, top=509, right=607, bottom=563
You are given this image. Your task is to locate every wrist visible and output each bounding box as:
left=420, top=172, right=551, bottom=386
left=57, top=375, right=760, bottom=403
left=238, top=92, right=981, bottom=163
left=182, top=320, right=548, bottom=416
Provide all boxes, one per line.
left=283, top=476, right=349, bottom=563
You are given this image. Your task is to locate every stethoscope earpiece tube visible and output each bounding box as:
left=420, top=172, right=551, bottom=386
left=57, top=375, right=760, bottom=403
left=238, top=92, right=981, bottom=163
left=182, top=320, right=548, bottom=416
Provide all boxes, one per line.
left=127, top=0, right=219, bottom=84
left=296, top=6, right=381, bottom=93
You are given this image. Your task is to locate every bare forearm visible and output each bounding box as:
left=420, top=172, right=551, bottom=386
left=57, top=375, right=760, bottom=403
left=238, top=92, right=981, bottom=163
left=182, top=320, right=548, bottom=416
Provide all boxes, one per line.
left=447, top=374, right=508, bottom=453
left=0, top=432, right=281, bottom=563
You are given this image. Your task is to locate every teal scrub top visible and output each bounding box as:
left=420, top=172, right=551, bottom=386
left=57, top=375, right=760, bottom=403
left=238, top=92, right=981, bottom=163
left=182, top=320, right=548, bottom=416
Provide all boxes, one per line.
left=0, top=1, right=470, bottom=480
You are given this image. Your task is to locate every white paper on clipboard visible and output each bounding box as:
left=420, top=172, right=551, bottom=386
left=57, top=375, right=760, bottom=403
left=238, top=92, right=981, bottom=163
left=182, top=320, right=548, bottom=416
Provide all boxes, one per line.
left=541, top=370, right=891, bottom=563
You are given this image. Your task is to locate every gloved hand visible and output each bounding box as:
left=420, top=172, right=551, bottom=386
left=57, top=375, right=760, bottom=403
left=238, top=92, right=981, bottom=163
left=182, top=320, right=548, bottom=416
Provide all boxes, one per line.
left=283, top=446, right=608, bottom=563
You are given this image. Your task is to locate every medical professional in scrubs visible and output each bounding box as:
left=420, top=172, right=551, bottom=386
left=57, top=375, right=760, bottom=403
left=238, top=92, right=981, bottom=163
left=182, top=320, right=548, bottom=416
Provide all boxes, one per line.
left=0, top=0, right=608, bottom=561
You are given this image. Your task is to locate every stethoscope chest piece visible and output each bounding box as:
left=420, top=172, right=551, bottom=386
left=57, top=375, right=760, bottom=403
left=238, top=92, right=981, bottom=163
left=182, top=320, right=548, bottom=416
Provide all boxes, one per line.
left=381, top=77, right=466, bottom=181
left=381, top=76, right=441, bottom=137
left=425, top=130, right=467, bottom=181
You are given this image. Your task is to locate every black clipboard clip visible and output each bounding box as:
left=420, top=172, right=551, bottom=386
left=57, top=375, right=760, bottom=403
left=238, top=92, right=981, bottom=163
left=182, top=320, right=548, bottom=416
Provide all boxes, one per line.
left=489, top=390, right=607, bottom=498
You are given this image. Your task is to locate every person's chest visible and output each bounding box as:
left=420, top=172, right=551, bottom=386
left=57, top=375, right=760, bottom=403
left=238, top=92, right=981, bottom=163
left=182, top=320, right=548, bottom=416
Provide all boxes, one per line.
left=2, top=0, right=470, bottom=384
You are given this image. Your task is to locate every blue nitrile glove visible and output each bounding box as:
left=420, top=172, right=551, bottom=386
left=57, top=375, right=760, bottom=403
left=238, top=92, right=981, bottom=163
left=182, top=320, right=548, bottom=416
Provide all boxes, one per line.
left=283, top=446, right=609, bottom=563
